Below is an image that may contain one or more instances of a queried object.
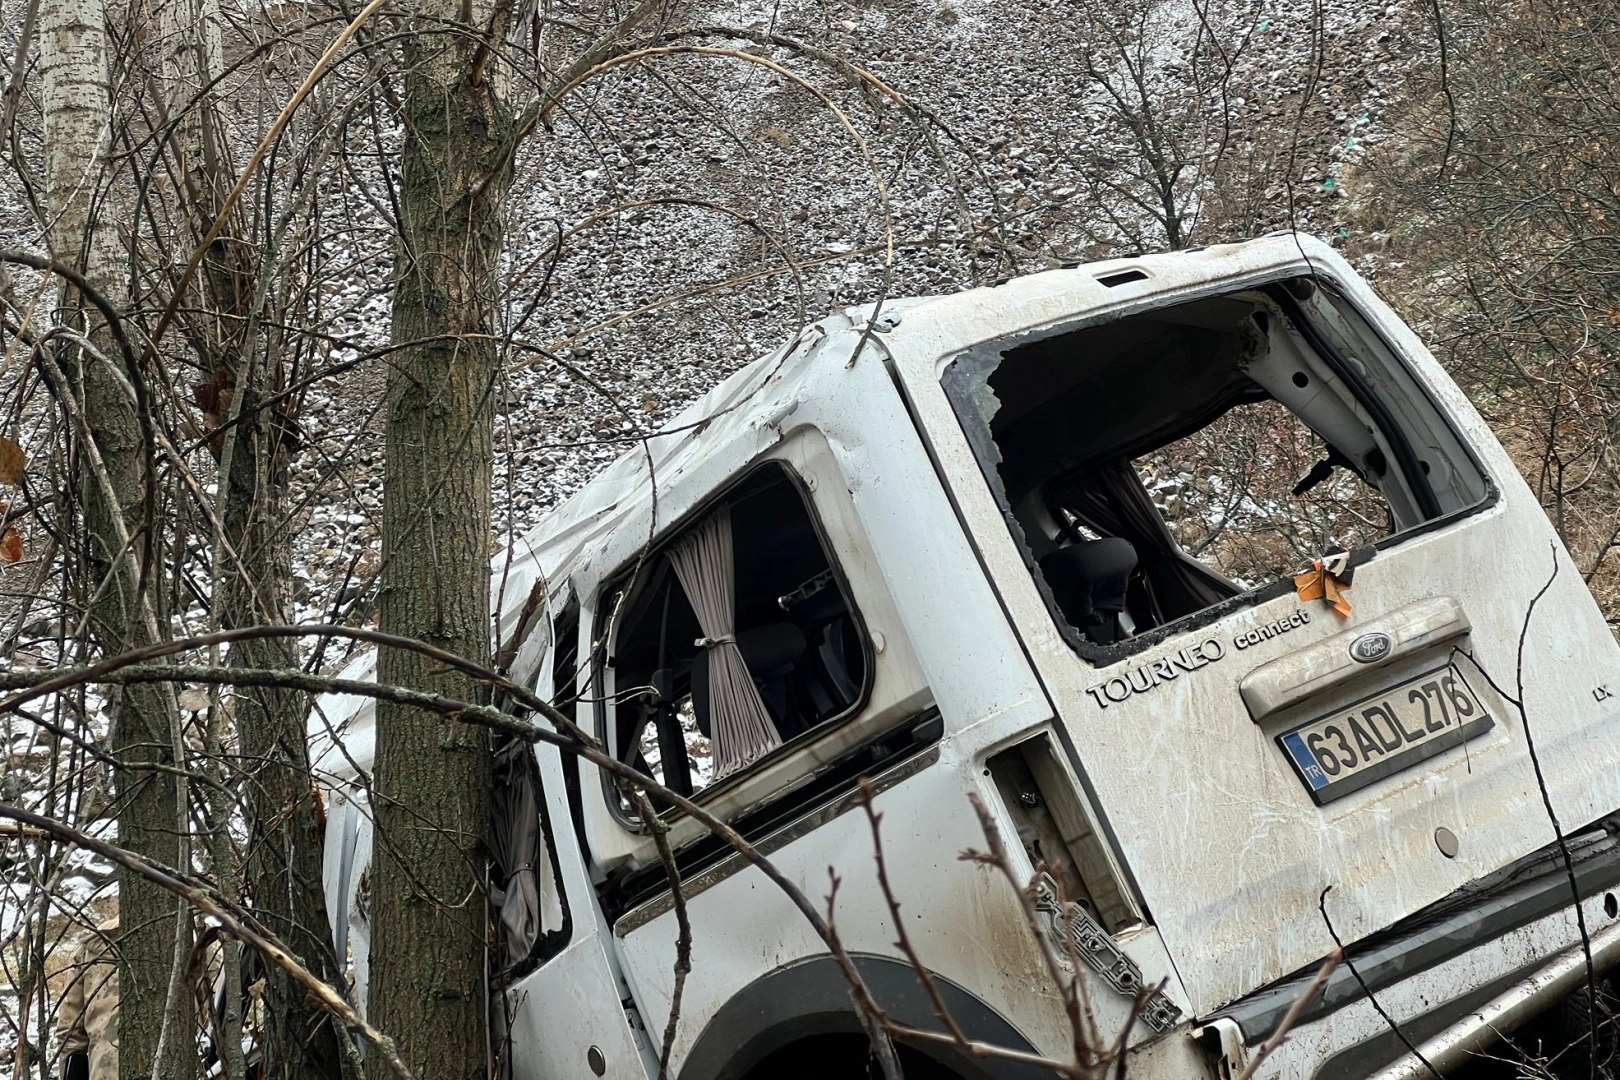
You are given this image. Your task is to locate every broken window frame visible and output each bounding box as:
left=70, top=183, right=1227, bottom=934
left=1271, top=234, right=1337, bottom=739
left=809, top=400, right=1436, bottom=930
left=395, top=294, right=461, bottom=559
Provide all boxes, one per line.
left=591, top=459, right=876, bottom=831
left=490, top=735, right=572, bottom=986
left=940, top=270, right=1499, bottom=666
left=490, top=596, right=578, bottom=987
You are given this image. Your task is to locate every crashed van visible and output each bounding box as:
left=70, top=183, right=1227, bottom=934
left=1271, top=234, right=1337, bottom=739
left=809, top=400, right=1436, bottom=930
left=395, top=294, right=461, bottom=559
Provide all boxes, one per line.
left=312, top=234, right=1620, bottom=1079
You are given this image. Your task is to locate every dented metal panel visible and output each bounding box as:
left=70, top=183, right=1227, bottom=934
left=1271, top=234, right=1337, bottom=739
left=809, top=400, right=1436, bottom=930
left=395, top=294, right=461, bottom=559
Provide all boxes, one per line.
left=877, top=234, right=1620, bottom=1014
left=310, top=234, right=1620, bottom=1080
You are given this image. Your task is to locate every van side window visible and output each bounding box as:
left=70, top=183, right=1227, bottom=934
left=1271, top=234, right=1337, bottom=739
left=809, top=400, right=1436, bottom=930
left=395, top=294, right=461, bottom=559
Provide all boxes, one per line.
left=943, top=279, right=1489, bottom=653
left=489, top=601, right=577, bottom=981
left=602, top=462, right=869, bottom=802
left=490, top=739, right=570, bottom=979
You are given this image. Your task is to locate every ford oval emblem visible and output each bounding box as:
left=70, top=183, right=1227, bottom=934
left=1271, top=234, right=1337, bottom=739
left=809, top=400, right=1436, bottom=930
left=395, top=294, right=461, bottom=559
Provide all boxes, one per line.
left=1350, top=632, right=1393, bottom=664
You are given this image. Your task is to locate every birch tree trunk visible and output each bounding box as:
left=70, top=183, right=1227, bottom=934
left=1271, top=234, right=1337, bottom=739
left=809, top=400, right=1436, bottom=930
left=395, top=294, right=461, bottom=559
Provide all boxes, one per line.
left=371, top=0, right=517, bottom=1073
left=38, top=3, right=190, bottom=1079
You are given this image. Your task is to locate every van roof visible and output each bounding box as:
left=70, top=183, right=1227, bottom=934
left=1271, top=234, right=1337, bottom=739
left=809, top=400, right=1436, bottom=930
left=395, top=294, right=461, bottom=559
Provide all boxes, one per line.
left=307, top=233, right=1341, bottom=779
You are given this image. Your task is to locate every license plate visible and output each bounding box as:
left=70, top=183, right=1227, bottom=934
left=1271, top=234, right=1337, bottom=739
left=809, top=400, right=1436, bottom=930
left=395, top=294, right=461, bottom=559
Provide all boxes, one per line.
left=1277, top=664, right=1494, bottom=805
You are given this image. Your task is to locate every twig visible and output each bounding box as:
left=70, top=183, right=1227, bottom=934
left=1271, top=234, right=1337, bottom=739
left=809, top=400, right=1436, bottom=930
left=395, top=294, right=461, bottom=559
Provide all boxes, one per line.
left=857, top=779, right=973, bottom=1049
left=630, top=790, right=690, bottom=1080
left=0, top=804, right=415, bottom=1080
left=0, top=636, right=907, bottom=1080
left=0, top=623, right=591, bottom=746
left=1424, top=0, right=1457, bottom=181
left=1319, top=886, right=1439, bottom=1078
left=137, top=0, right=392, bottom=370
left=1455, top=546, right=1598, bottom=1077
left=962, top=793, right=1100, bottom=1071
left=1508, top=547, right=1598, bottom=1079
left=821, top=872, right=904, bottom=1080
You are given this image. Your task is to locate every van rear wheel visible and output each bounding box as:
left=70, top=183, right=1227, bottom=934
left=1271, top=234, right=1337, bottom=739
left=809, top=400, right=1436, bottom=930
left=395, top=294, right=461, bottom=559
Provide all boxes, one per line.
left=736, top=1034, right=971, bottom=1080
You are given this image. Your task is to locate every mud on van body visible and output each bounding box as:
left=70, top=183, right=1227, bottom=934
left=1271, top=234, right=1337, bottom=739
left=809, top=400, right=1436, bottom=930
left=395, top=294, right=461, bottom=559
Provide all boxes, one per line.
left=313, top=235, right=1620, bottom=1080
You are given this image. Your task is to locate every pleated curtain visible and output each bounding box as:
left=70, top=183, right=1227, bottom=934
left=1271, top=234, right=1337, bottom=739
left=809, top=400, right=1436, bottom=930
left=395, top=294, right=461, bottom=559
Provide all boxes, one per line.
left=668, top=503, right=781, bottom=777
left=490, top=738, right=542, bottom=971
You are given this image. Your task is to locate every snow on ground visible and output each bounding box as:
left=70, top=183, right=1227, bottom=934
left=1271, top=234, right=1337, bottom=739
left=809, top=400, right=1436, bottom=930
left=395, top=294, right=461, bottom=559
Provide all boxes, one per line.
left=469, top=0, right=1428, bottom=523
left=0, top=0, right=1438, bottom=648
left=0, top=0, right=1442, bottom=704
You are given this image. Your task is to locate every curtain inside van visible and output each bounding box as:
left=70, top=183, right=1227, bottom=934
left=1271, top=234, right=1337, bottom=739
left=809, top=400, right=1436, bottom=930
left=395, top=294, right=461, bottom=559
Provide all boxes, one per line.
left=668, top=503, right=781, bottom=777
left=490, top=739, right=566, bottom=972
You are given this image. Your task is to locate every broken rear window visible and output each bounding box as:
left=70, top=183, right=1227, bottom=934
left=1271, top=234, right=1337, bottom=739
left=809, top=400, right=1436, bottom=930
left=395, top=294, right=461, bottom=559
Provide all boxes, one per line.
left=942, top=277, right=1489, bottom=658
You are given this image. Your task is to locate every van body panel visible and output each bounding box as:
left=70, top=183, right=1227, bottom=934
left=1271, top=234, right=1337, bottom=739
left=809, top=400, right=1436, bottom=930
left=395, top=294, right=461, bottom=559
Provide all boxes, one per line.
left=504, top=933, right=650, bottom=1080
left=503, top=723, right=657, bottom=1080
left=310, top=234, right=1620, bottom=1078
left=612, top=746, right=1188, bottom=1073
left=876, top=234, right=1620, bottom=1013
left=559, top=325, right=1055, bottom=873
left=1243, top=888, right=1614, bottom=1079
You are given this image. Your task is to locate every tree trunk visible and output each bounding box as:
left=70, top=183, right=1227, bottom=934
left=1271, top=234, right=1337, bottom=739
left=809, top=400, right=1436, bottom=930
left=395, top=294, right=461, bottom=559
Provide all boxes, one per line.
left=222, top=400, right=351, bottom=1080
left=38, top=2, right=190, bottom=1079
left=153, top=0, right=351, bottom=1073
left=371, top=2, right=516, bottom=1077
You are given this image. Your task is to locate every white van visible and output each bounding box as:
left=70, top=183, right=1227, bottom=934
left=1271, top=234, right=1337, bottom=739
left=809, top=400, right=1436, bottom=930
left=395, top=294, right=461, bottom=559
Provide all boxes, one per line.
left=313, top=234, right=1620, bottom=1080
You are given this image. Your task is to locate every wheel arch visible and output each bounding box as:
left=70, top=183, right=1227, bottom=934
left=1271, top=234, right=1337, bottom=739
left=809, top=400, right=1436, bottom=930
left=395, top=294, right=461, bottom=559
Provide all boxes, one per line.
left=677, top=953, right=1050, bottom=1080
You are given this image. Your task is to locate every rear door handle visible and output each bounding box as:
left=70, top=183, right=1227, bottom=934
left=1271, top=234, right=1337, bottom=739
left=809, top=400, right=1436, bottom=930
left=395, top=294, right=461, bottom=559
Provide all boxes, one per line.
left=1240, top=596, right=1471, bottom=721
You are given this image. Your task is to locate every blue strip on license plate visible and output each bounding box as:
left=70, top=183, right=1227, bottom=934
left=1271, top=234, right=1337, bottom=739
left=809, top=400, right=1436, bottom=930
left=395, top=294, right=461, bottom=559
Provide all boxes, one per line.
left=1276, top=664, right=1494, bottom=805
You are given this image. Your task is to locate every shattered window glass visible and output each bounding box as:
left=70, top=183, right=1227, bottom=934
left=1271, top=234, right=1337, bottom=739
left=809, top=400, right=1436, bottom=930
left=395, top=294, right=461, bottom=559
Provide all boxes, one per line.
left=940, top=279, right=1489, bottom=655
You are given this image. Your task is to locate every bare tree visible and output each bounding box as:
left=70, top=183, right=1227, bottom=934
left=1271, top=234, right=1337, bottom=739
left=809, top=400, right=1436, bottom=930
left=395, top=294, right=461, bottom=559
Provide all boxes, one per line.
left=368, top=0, right=523, bottom=1072
left=36, top=0, right=194, bottom=1076
left=1352, top=0, right=1620, bottom=633
left=149, top=1, right=354, bottom=1073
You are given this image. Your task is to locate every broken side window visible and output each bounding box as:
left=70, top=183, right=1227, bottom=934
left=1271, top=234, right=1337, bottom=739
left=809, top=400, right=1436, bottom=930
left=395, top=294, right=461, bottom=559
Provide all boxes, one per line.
left=942, top=278, right=1489, bottom=656
left=600, top=463, right=869, bottom=809
left=490, top=738, right=570, bottom=980
left=490, top=600, right=576, bottom=984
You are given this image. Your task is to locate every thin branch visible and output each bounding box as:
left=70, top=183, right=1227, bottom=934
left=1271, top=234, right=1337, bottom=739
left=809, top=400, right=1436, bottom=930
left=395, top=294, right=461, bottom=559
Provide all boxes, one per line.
left=630, top=790, right=690, bottom=1080
left=1234, top=949, right=1341, bottom=1080
left=0, top=640, right=908, bottom=1079
left=0, top=804, right=414, bottom=1080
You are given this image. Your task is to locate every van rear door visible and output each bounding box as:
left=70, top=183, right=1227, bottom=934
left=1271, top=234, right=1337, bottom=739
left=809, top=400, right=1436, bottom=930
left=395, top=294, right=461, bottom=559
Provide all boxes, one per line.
left=878, top=235, right=1620, bottom=1013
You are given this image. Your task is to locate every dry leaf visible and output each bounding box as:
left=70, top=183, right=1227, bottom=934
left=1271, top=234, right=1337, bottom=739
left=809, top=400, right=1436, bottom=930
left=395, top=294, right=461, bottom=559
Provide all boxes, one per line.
left=1294, top=560, right=1353, bottom=618
left=0, top=526, right=23, bottom=564
left=1322, top=572, right=1353, bottom=619
left=193, top=378, right=233, bottom=460
left=0, top=438, right=24, bottom=486
left=1293, top=565, right=1324, bottom=603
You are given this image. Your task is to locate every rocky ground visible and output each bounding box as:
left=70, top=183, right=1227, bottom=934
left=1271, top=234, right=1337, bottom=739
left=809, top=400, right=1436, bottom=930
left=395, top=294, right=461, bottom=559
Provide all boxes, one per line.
left=0, top=0, right=1451, bottom=815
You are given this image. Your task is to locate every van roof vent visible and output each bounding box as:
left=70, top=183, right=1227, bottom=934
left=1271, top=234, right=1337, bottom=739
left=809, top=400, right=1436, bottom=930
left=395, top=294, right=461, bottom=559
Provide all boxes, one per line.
left=1096, top=268, right=1150, bottom=287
